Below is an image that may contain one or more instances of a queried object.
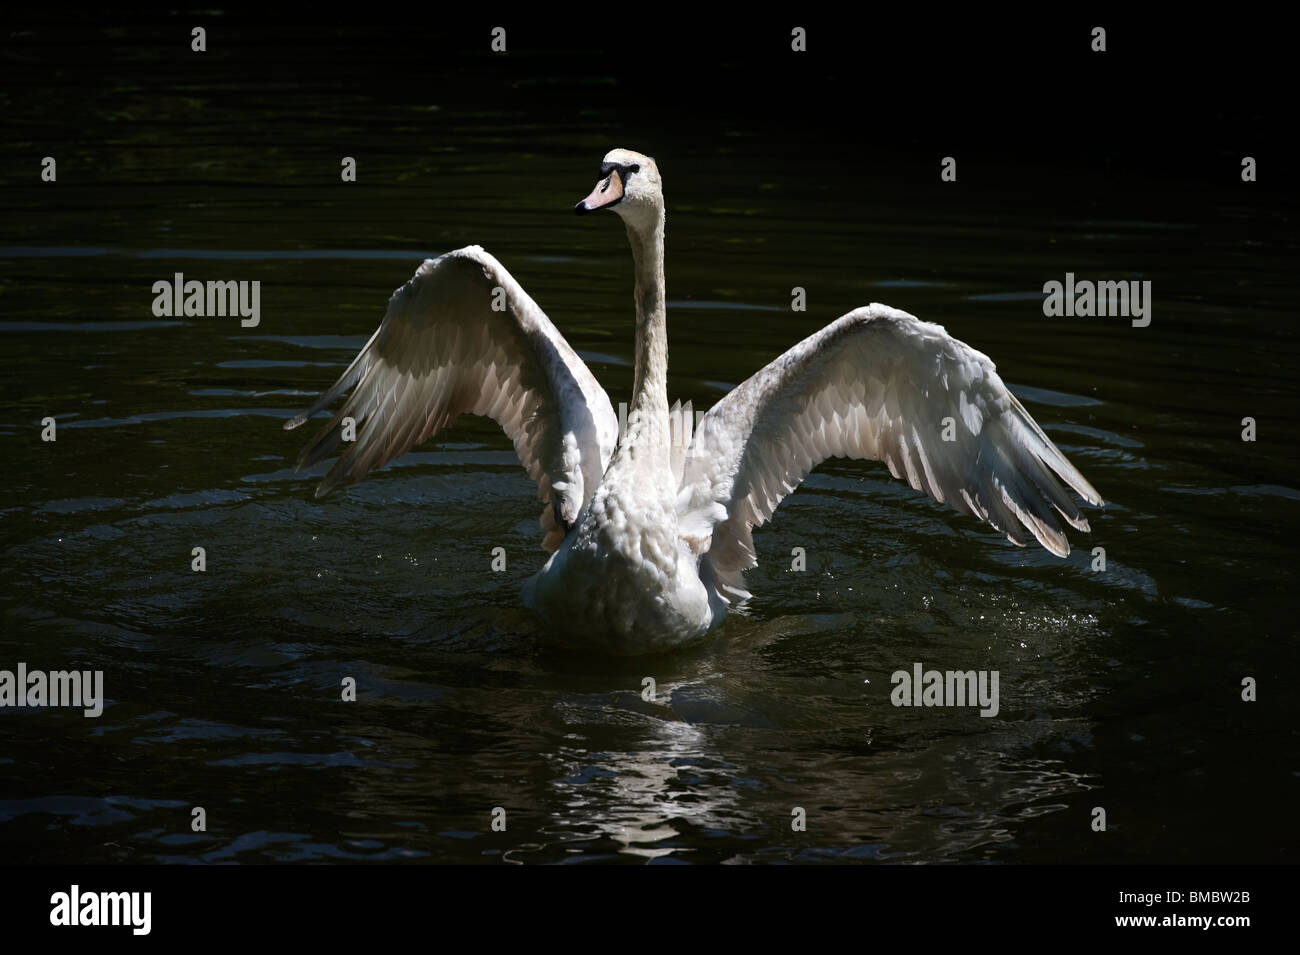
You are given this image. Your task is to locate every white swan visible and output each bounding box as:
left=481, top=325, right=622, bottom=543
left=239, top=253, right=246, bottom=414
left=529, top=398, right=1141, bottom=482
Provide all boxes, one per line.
left=286, top=148, right=1103, bottom=654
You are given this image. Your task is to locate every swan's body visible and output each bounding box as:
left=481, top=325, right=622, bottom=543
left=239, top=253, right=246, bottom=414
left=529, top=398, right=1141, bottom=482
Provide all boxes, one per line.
left=287, top=148, right=1103, bottom=654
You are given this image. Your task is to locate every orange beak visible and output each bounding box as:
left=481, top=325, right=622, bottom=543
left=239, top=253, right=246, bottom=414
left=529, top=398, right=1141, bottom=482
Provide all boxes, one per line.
left=574, top=168, right=625, bottom=214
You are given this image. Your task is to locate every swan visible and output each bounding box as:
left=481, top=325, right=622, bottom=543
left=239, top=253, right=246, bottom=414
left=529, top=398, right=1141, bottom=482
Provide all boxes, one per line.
left=285, top=148, right=1103, bottom=654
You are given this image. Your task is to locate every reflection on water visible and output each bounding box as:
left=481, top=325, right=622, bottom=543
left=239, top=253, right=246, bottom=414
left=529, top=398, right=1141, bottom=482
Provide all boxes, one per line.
left=1, top=18, right=1297, bottom=865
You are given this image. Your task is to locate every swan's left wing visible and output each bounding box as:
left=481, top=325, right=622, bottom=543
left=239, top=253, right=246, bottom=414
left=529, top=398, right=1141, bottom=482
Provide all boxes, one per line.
left=285, top=246, right=618, bottom=551
left=678, top=304, right=1103, bottom=602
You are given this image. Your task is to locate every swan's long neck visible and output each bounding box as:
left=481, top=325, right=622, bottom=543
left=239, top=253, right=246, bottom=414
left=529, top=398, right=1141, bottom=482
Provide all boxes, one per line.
left=623, top=207, right=669, bottom=459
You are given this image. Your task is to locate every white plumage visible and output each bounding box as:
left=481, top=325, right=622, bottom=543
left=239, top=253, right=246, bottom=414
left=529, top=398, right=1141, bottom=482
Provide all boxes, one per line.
left=287, top=148, right=1103, bottom=654
left=285, top=246, right=618, bottom=552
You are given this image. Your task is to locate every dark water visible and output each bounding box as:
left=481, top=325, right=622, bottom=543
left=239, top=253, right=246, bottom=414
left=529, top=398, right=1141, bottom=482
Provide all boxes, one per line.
left=2, top=16, right=1296, bottom=864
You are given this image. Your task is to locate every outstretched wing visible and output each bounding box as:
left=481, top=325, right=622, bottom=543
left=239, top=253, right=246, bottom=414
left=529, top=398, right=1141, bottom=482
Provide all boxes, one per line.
left=285, top=245, right=618, bottom=551
left=678, top=304, right=1103, bottom=601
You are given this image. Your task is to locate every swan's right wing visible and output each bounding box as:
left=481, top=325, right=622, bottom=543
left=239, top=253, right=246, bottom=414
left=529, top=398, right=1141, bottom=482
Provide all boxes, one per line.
left=679, top=304, right=1103, bottom=602
left=285, top=246, right=618, bottom=551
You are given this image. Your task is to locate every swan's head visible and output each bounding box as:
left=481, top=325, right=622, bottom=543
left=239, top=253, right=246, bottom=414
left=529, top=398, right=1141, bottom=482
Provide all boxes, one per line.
left=574, top=148, right=662, bottom=230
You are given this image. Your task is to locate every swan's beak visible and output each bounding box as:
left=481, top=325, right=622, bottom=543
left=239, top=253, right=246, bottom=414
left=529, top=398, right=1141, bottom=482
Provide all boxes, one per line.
left=574, top=170, right=624, bottom=214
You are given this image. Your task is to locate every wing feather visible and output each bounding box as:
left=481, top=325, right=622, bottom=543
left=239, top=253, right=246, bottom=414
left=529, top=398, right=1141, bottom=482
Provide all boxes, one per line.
left=679, top=304, right=1103, bottom=601
left=286, top=246, right=618, bottom=551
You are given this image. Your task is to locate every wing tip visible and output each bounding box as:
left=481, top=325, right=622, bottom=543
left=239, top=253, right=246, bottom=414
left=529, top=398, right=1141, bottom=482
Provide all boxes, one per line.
left=313, top=467, right=345, bottom=498
left=1070, top=474, right=1104, bottom=509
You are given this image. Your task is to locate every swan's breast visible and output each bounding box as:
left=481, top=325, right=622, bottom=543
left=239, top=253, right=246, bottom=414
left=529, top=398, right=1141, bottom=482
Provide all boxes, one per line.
left=525, top=470, right=716, bottom=650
